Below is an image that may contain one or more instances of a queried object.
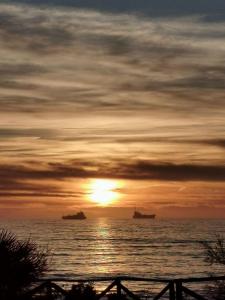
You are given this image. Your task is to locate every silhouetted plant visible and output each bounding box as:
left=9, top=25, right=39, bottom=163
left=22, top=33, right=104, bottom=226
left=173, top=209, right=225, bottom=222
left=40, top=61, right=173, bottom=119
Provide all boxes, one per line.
left=66, top=282, right=96, bottom=300
left=201, top=235, right=225, bottom=266
left=201, top=235, right=225, bottom=300
left=0, top=229, right=48, bottom=300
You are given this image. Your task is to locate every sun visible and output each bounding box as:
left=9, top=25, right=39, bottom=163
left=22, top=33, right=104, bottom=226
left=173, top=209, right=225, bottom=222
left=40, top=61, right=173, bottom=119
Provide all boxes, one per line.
left=89, top=179, right=120, bottom=206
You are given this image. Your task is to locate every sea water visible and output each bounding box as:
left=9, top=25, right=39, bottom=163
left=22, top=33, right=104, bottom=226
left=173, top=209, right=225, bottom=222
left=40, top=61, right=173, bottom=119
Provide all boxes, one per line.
left=0, top=218, right=224, bottom=292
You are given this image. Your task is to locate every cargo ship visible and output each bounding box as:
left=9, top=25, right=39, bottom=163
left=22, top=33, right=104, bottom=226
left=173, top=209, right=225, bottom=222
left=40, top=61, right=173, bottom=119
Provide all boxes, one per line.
left=133, top=210, right=155, bottom=219
left=62, top=211, right=86, bottom=220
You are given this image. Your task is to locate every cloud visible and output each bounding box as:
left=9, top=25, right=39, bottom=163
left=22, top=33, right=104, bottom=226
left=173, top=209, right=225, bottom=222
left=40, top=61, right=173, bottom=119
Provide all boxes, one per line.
left=0, top=160, right=224, bottom=186
left=0, top=199, right=82, bottom=208
left=113, top=161, right=225, bottom=181
left=0, top=4, right=224, bottom=116
left=1, top=0, right=225, bottom=19
left=202, top=139, right=225, bottom=149
left=0, top=62, right=46, bottom=77
left=0, top=128, right=58, bottom=139
left=0, top=2, right=224, bottom=215
left=0, top=9, right=74, bottom=53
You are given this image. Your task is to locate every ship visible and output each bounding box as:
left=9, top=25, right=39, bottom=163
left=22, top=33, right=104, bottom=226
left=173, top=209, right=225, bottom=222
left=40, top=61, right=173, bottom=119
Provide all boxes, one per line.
left=62, top=211, right=86, bottom=220
left=133, top=210, right=156, bottom=219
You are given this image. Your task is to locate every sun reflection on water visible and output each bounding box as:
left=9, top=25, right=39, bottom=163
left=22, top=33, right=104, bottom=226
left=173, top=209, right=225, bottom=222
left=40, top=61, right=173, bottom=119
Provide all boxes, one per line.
left=92, top=218, right=115, bottom=275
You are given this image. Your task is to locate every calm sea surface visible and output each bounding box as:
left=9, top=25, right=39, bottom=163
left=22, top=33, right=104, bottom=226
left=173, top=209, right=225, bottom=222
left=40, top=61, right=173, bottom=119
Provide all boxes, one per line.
left=0, top=218, right=224, bottom=291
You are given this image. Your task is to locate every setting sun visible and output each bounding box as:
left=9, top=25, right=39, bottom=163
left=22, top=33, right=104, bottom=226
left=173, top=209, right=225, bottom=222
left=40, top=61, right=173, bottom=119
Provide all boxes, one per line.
left=89, top=179, right=120, bottom=206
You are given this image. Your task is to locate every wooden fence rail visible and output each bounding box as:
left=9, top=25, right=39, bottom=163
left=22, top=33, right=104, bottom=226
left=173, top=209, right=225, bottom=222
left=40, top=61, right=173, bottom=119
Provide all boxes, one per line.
left=27, top=275, right=225, bottom=300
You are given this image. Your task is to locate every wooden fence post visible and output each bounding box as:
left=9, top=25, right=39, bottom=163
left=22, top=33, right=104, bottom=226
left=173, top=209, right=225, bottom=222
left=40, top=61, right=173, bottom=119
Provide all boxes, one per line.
left=97, top=280, right=117, bottom=300
left=116, top=278, right=122, bottom=299
left=175, top=280, right=183, bottom=300
left=169, top=282, right=175, bottom=300
left=46, top=281, right=53, bottom=299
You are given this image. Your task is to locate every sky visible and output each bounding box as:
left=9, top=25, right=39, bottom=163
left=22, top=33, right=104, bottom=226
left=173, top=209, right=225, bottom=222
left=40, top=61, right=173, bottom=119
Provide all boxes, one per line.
left=0, top=0, right=225, bottom=218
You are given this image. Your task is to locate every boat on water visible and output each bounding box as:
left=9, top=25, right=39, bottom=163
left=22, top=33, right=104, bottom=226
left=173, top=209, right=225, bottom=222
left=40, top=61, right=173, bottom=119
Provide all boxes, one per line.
left=133, top=210, right=156, bottom=219
left=62, top=211, right=86, bottom=220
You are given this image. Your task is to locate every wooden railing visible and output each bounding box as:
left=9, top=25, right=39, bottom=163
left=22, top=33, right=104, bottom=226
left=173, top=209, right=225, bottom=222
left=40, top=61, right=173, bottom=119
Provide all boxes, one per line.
left=26, top=275, right=225, bottom=300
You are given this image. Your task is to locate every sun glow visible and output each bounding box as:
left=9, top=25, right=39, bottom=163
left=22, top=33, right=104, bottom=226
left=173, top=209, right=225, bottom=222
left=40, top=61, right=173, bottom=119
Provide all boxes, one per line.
left=89, top=179, right=120, bottom=206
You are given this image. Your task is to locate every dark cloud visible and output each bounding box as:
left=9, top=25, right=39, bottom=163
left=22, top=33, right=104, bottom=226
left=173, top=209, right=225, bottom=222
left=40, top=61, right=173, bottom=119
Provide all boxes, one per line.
left=201, top=13, right=225, bottom=23
left=0, top=160, right=224, bottom=184
left=2, top=0, right=225, bottom=19
left=119, top=65, right=225, bottom=94
left=0, top=199, right=80, bottom=207
left=202, top=139, right=225, bottom=149
left=165, top=74, right=225, bottom=90
left=0, top=62, right=47, bottom=91
left=114, top=137, right=225, bottom=150
left=0, top=10, right=74, bottom=53
left=0, top=192, right=73, bottom=198
left=0, top=172, right=86, bottom=200
left=114, top=161, right=225, bottom=181
left=0, top=80, right=38, bottom=90
left=0, top=128, right=58, bottom=139
left=0, top=177, right=63, bottom=197
left=0, top=96, right=53, bottom=113
left=86, top=33, right=133, bottom=56
left=0, top=62, right=46, bottom=77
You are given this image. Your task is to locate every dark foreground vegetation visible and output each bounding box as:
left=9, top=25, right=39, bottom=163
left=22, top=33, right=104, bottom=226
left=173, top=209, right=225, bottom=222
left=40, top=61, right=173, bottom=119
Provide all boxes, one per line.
left=201, top=236, right=225, bottom=299
left=0, top=230, right=225, bottom=300
left=0, top=230, right=48, bottom=300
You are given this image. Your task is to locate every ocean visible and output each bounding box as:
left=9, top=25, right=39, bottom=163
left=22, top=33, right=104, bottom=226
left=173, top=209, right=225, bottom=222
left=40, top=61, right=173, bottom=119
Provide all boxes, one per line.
left=0, top=218, right=224, bottom=293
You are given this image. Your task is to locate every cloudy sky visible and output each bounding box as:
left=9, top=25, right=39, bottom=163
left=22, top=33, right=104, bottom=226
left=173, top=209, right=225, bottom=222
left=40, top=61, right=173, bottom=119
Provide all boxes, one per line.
left=0, top=0, right=225, bottom=218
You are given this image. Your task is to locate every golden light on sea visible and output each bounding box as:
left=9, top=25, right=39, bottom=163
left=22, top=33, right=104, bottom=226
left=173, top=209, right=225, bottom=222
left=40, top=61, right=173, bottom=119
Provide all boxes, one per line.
left=88, top=179, right=121, bottom=206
